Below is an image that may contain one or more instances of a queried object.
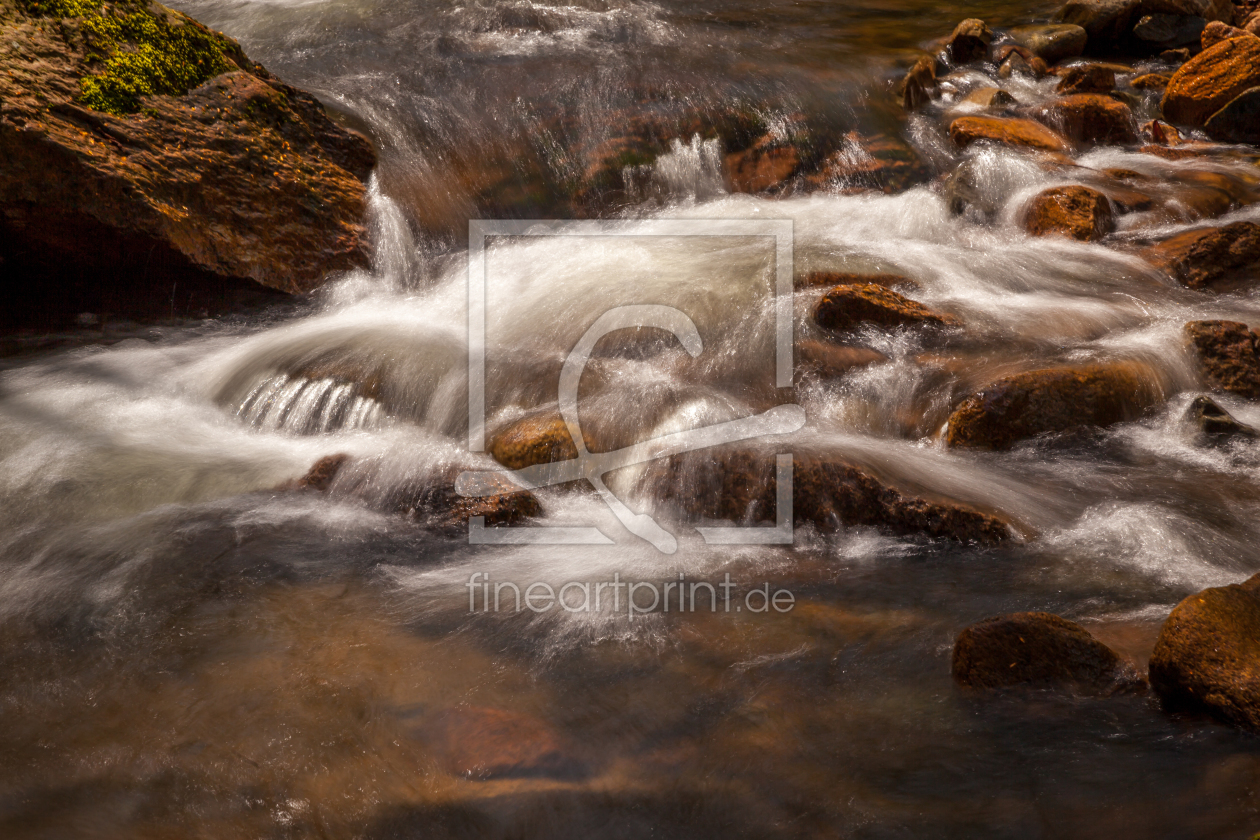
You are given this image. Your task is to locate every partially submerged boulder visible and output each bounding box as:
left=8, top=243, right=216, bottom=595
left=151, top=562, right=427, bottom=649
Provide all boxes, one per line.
left=947, top=18, right=994, bottom=64
left=1008, top=23, right=1089, bottom=64
left=1149, top=572, right=1260, bottom=730
left=952, top=612, right=1145, bottom=694
left=725, top=134, right=800, bottom=193
left=804, top=132, right=930, bottom=194
left=944, top=362, right=1163, bottom=449
left=1055, top=64, right=1118, bottom=94
left=902, top=55, right=939, bottom=111
left=1145, top=222, right=1260, bottom=290
left=796, top=340, right=888, bottom=378
left=1162, top=34, right=1260, bottom=127
left=1185, top=320, right=1260, bottom=399
left=489, top=410, right=594, bottom=471
left=0, top=0, right=375, bottom=325
left=1185, top=394, right=1259, bottom=444
left=949, top=116, right=1072, bottom=153
left=813, top=283, right=961, bottom=333
left=1033, top=93, right=1137, bottom=144
left=1022, top=185, right=1116, bottom=240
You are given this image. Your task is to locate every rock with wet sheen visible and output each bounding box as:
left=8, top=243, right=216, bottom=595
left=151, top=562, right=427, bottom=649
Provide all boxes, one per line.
left=1185, top=395, right=1260, bottom=444
left=1146, top=222, right=1260, bottom=290
left=804, top=132, right=930, bottom=194
left=945, top=362, right=1163, bottom=449
left=725, top=134, right=801, bottom=193
left=1131, top=72, right=1173, bottom=88
left=1150, top=572, right=1260, bottom=731
left=1162, top=34, right=1260, bottom=126
left=1022, top=185, right=1116, bottom=240
left=1008, top=23, right=1089, bottom=64
left=813, top=284, right=961, bottom=333
left=1185, top=320, right=1260, bottom=399
left=1133, top=13, right=1207, bottom=49
left=947, top=18, right=994, bottom=64
left=953, top=612, right=1145, bottom=694
left=1054, top=0, right=1143, bottom=50
left=489, top=411, right=595, bottom=470
left=1033, top=93, right=1137, bottom=144
left=949, top=115, right=1072, bottom=152
left=902, top=55, right=939, bottom=111
left=1200, top=20, right=1250, bottom=47
left=1202, top=86, right=1260, bottom=142
left=796, top=341, right=889, bottom=378
left=1056, top=63, right=1118, bottom=94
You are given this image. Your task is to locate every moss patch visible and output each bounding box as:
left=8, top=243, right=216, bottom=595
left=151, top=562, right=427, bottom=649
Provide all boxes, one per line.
left=20, top=0, right=233, bottom=115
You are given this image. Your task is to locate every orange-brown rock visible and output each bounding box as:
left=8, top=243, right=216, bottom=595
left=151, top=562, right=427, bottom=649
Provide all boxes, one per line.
left=1033, top=94, right=1137, bottom=144
left=489, top=411, right=596, bottom=470
left=1008, top=23, right=1088, bottom=64
left=795, top=271, right=916, bottom=291
left=944, top=362, right=1162, bottom=449
left=1162, top=35, right=1260, bottom=126
left=796, top=341, right=888, bottom=378
left=948, top=116, right=1071, bottom=153
left=1022, top=185, right=1116, bottom=240
left=1186, top=394, right=1260, bottom=443
left=1145, top=221, right=1260, bottom=290
left=1140, top=118, right=1185, bottom=143
left=953, top=612, right=1145, bottom=694
left=947, top=18, right=993, bottom=64
left=725, top=134, right=801, bottom=193
left=1185, top=320, right=1260, bottom=398
left=1130, top=72, right=1172, bottom=89
left=813, top=283, right=960, bottom=333
left=902, top=55, right=939, bottom=111
left=418, top=707, right=585, bottom=780
left=1200, top=20, right=1252, bottom=48
left=0, top=0, right=374, bottom=327
left=805, top=132, right=930, bottom=194
left=665, top=450, right=1010, bottom=544
left=285, top=453, right=351, bottom=493
left=1149, top=573, right=1260, bottom=731
left=1056, top=64, right=1117, bottom=94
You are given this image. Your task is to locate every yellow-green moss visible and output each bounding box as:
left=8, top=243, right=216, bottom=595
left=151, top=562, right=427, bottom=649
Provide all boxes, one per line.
left=21, top=0, right=233, bottom=115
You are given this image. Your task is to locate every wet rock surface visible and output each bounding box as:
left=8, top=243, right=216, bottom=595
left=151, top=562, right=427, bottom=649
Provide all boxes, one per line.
left=1032, top=93, right=1137, bottom=144
left=945, top=362, right=1163, bottom=449
left=0, top=0, right=375, bottom=326
left=1150, top=573, right=1260, bottom=731
left=1185, top=319, right=1260, bottom=399
left=1008, top=23, right=1089, bottom=63
left=813, top=283, right=961, bottom=333
left=1162, top=34, right=1260, bottom=126
left=1185, top=395, right=1259, bottom=444
left=1146, top=222, right=1260, bottom=290
left=1022, top=185, right=1116, bottom=240
left=952, top=612, right=1145, bottom=694
left=949, top=115, right=1072, bottom=152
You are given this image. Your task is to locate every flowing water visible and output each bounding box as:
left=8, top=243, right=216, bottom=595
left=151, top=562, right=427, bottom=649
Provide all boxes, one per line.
left=6, top=0, right=1260, bottom=837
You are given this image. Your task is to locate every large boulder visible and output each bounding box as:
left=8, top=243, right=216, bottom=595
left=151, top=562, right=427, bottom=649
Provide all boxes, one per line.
left=1033, top=93, right=1137, bottom=144
left=0, top=0, right=375, bottom=325
left=1149, top=572, right=1260, bottom=730
left=948, top=115, right=1072, bottom=152
left=1008, top=23, right=1089, bottom=64
left=1055, top=63, right=1118, bottom=94
left=944, top=362, right=1163, bottom=449
left=1145, top=221, right=1260, bottom=290
left=1054, top=0, right=1143, bottom=50
left=664, top=450, right=1011, bottom=544
left=489, top=410, right=595, bottom=470
left=952, top=612, right=1145, bottom=694
left=812, top=283, right=961, bottom=333
left=1202, top=86, right=1260, bottom=142
left=1022, top=185, right=1116, bottom=240
left=947, top=18, right=994, bottom=64
left=1185, top=320, right=1260, bottom=399
left=1162, top=34, right=1260, bottom=127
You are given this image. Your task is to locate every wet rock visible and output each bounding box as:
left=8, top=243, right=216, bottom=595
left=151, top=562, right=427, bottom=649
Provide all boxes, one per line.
left=1162, top=34, right=1260, bottom=127
left=0, top=0, right=375, bottom=326
left=419, top=707, right=585, bottom=780
left=998, top=51, right=1046, bottom=78
left=489, top=411, right=597, bottom=470
left=1022, top=185, right=1116, bottom=240
left=1033, top=93, right=1137, bottom=144
left=1008, top=23, right=1089, bottom=64
left=944, top=362, right=1163, bottom=449
left=959, top=87, right=1019, bottom=110
left=952, top=612, right=1145, bottom=694
left=1131, top=72, right=1173, bottom=88
left=725, top=134, right=801, bottom=194
left=902, top=55, right=939, bottom=111
left=1146, top=222, right=1260, bottom=290
left=1185, top=395, right=1260, bottom=443
left=1185, top=320, right=1260, bottom=398
left=795, top=271, right=916, bottom=291
left=1200, top=20, right=1251, bottom=48
left=804, top=132, right=930, bottom=194
left=669, top=450, right=1010, bottom=544
left=1140, top=117, right=1185, bottom=142
left=1055, top=63, right=1118, bottom=93
left=1054, top=0, right=1143, bottom=51
left=1133, top=13, right=1207, bottom=50
left=1149, top=572, right=1260, bottom=731
left=948, top=116, right=1072, bottom=153
left=813, top=284, right=961, bottom=333
left=1202, top=85, right=1260, bottom=142
left=947, top=19, right=994, bottom=64
left=796, top=341, right=888, bottom=378
left=1161, top=46, right=1193, bottom=61
left=286, top=454, right=351, bottom=493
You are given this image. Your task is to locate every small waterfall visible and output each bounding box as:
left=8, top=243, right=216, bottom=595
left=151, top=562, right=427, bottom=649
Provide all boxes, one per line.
left=648, top=134, right=725, bottom=201
left=234, top=373, right=385, bottom=435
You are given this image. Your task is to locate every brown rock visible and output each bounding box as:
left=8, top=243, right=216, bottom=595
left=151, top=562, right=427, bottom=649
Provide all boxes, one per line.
left=1054, top=0, right=1142, bottom=50
left=1146, top=222, right=1260, bottom=289
left=667, top=450, right=1010, bottom=544
left=902, top=55, right=939, bottom=111
left=998, top=51, right=1048, bottom=78
left=419, top=707, right=585, bottom=780
left=1140, top=118, right=1185, bottom=143
left=813, top=283, right=961, bottom=333
left=796, top=341, right=888, bottom=378
left=1203, top=85, right=1260, bottom=142
left=1133, top=13, right=1208, bottom=51
left=1149, top=573, right=1260, bottom=730
left=1008, top=23, right=1089, bottom=64
left=287, top=453, right=351, bottom=493
left=1185, top=394, right=1260, bottom=443
left=944, top=362, right=1163, bottom=449
left=947, top=18, right=994, bottom=64
left=1248, top=10, right=1260, bottom=34
left=795, top=271, right=916, bottom=291
left=725, top=134, right=801, bottom=194
left=1131, top=72, right=1173, bottom=89
left=1160, top=46, right=1193, bottom=61
left=948, top=116, right=1072, bottom=153
left=1185, top=320, right=1260, bottom=398
left=1162, top=35, right=1260, bottom=126
left=959, top=87, right=1019, bottom=109
left=1022, top=185, right=1116, bottom=240
left=489, top=411, right=595, bottom=470
left=1056, top=64, right=1117, bottom=94
left=1033, top=93, right=1137, bottom=144
left=1200, top=20, right=1252, bottom=48
left=0, top=0, right=374, bottom=326
left=952, top=612, right=1145, bottom=694
left=805, top=132, right=930, bottom=194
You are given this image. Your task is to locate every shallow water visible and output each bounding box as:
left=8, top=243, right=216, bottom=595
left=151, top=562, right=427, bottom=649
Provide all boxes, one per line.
left=5, top=0, right=1260, bottom=837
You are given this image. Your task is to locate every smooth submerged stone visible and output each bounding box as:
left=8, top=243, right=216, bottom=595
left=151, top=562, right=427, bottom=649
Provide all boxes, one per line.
left=813, top=283, right=961, bottom=333
left=1033, top=93, right=1137, bottom=144
left=795, top=271, right=916, bottom=291
left=952, top=612, right=1145, bottom=694
left=1146, top=222, right=1260, bottom=290
left=1185, top=320, right=1260, bottom=399
left=959, top=86, right=1019, bottom=109
left=1150, top=573, right=1260, bottom=731
left=805, top=132, right=930, bottom=194
left=945, top=362, right=1163, bottom=449
left=419, top=707, right=586, bottom=780
left=796, top=341, right=889, bottom=378
left=1022, top=185, right=1116, bottom=240
left=1185, top=395, right=1259, bottom=444
left=1162, top=35, right=1260, bottom=127
left=949, top=115, right=1072, bottom=152
left=1008, top=23, right=1089, bottom=64
left=489, top=411, right=594, bottom=470
left=725, top=134, right=801, bottom=193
